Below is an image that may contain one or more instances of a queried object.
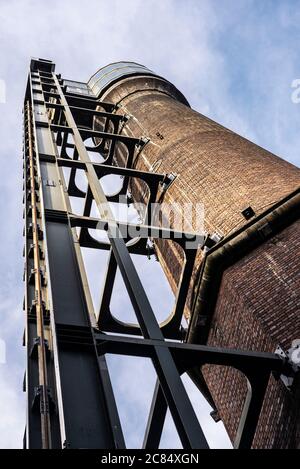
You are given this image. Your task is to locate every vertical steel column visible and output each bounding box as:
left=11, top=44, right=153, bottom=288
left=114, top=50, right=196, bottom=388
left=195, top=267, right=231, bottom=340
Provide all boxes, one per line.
left=26, top=102, right=51, bottom=448
left=24, top=59, right=124, bottom=449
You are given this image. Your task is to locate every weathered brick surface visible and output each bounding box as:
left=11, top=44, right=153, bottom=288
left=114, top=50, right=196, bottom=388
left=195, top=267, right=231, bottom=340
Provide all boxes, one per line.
left=205, top=221, right=300, bottom=448
left=95, top=76, right=300, bottom=448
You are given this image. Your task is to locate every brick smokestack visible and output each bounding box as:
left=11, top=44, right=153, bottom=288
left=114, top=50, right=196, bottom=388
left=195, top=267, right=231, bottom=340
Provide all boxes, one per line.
left=92, top=63, right=300, bottom=448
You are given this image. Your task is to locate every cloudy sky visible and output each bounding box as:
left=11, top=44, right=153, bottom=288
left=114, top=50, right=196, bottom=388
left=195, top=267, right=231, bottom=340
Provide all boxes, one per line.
left=0, top=0, right=299, bottom=449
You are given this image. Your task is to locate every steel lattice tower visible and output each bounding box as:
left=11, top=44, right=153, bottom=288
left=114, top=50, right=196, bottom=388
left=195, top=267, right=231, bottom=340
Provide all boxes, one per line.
left=22, top=58, right=299, bottom=449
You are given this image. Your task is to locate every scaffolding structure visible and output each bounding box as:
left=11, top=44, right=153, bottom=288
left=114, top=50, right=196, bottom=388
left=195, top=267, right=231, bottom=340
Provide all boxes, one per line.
left=22, top=58, right=292, bottom=449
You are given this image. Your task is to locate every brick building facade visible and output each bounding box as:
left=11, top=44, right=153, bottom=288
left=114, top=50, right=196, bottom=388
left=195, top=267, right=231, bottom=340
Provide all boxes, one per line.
left=93, top=67, right=300, bottom=448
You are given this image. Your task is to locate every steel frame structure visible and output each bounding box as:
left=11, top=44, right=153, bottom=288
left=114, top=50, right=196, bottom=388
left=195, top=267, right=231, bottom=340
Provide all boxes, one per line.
left=22, top=58, right=291, bottom=449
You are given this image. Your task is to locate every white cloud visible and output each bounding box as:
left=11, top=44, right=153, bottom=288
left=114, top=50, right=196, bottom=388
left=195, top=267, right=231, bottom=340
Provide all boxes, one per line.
left=0, top=300, right=25, bottom=449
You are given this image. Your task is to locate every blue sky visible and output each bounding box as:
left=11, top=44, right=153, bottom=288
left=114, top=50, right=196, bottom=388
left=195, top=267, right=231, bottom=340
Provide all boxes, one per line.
left=0, top=0, right=299, bottom=449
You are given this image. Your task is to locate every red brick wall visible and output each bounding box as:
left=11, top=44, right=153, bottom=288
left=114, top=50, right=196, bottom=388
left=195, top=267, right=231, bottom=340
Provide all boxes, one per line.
left=95, top=75, right=300, bottom=448
left=204, top=221, right=300, bottom=447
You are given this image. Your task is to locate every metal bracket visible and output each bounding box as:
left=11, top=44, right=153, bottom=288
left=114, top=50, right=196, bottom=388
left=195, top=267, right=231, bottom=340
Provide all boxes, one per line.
left=210, top=409, right=221, bottom=423
left=160, top=172, right=177, bottom=193
left=202, top=232, right=223, bottom=252
left=275, top=342, right=300, bottom=390
left=30, top=337, right=51, bottom=360
left=32, top=386, right=56, bottom=415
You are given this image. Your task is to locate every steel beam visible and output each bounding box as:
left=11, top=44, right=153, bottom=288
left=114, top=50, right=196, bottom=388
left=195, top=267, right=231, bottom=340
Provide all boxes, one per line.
left=23, top=58, right=293, bottom=450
